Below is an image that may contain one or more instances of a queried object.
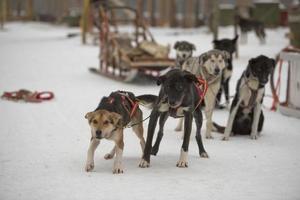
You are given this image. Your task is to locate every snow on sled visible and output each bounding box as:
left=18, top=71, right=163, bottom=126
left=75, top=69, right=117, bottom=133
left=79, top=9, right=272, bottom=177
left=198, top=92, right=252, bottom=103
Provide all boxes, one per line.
left=89, top=5, right=175, bottom=82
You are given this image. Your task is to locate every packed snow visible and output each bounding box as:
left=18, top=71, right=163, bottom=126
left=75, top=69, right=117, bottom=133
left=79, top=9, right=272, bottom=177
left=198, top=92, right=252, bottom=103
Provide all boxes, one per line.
left=0, top=22, right=300, bottom=200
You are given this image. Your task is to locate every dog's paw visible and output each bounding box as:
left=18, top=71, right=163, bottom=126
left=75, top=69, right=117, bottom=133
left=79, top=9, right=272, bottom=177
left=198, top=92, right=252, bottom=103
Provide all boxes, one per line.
left=222, top=136, right=229, bottom=141
left=138, top=159, right=150, bottom=168
left=200, top=152, right=209, bottom=158
left=250, top=134, right=258, bottom=140
left=112, top=164, right=124, bottom=174
left=85, top=162, right=94, bottom=172
left=206, top=135, right=214, bottom=139
left=176, top=160, right=188, bottom=168
left=104, top=153, right=114, bottom=160
left=151, top=148, right=158, bottom=156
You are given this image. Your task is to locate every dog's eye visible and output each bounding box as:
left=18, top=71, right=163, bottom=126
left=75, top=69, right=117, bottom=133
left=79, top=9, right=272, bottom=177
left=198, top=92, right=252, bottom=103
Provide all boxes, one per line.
left=103, top=120, right=109, bottom=125
left=92, top=120, right=98, bottom=124
left=211, top=60, right=215, bottom=63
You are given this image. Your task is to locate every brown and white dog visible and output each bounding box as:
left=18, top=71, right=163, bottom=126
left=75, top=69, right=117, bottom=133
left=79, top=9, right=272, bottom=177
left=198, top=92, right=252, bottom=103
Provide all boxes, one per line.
left=85, top=91, right=145, bottom=174
left=175, top=49, right=230, bottom=139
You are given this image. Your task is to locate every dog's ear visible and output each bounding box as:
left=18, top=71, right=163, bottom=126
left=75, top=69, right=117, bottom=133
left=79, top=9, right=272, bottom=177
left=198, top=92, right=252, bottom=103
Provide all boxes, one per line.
left=248, top=58, right=256, bottom=66
left=183, top=70, right=198, bottom=83
left=157, top=75, right=166, bottom=86
left=109, top=112, right=122, bottom=127
left=212, top=39, right=220, bottom=45
left=233, top=35, right=239, bottom=43
left=222, top=50, right=231, bottom=60
left=199, top=53, right=209, bottom=65
left=174, top=41, right=180, bottom=50
left=246, top=58, right=256, bottom=76
left=85, top=111, right=94, bottom=120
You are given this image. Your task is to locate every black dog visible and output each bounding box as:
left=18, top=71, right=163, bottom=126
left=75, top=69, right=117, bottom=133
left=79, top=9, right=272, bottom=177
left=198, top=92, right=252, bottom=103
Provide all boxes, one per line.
left=213, top=55, right=275, bottom=140
left=138, top=69, right=208, bottom=168
left=236, top=16, right=266, bottom=44
left=213, top=35, right=239, bottom=108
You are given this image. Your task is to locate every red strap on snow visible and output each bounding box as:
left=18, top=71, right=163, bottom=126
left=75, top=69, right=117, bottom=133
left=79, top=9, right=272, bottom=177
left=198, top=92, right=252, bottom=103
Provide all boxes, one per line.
left=36, top=91, right=54, bottom=101
left=1, top=90, right=54, bottom=103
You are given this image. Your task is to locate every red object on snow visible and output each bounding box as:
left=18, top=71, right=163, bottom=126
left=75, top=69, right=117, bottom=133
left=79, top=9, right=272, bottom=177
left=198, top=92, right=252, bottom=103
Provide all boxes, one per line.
left=1, top=89, right=54, bottom=103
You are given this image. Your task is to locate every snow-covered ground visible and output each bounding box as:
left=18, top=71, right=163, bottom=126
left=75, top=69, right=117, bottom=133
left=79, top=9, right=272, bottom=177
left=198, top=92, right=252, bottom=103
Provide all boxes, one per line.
left=1, top=22, right=300, bottom=200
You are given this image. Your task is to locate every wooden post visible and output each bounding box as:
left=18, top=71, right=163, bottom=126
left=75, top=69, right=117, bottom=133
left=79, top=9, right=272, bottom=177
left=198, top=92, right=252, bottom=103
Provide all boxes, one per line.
left=159, top=0, right=167, bottom=26
left=184, top=0, right=194, bottom=28
left=195, top=0, right=200, bottom=26
left=26, top=0, right=33, bottom=20
left=169, top=0, right=177, bottom=27
left=81, top=0, right=90, bottom=44
left=0, top=0, right=7, bottom=28
left=211, top=0, right=219, bottom=40
left=234, top=13, right=239, bottom=58
left=146, top=0, right=155, bottom=26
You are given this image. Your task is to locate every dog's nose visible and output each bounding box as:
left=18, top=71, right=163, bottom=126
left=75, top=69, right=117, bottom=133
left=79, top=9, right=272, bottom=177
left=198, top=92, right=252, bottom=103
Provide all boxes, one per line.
left=261, top=79, right=268, bottom=84
left=214, top=68, right=220, bottom=74
left=96, top=130, right=102, bottom=138
left=182, top=54, right=186, bottom=58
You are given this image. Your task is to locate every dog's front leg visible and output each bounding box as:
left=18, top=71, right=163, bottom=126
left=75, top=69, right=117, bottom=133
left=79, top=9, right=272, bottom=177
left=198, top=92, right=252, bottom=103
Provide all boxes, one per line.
left=152, top=111, right=169, bottom=156
left=85, top=138, right=100, bottom=172
left=204, top=92, right=216, bottom=139
left=139, top=109, right=160, bottom=168
left=224, top=77, right=231, bottom=106
left=223, top=98, right=242, bottom=140
left=250, top=103, right=262, bottom=140
left=113, top=132, right=124, bottom=174
left=177, top=112, right=192, bottom=168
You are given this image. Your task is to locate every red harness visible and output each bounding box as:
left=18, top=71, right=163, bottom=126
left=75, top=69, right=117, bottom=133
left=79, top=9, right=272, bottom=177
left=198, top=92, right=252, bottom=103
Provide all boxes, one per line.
left=194, top=77, right=208, bottom=110
left=169, top=77, right=208, bottom=118
left=107, top=92, right=139, bottom=119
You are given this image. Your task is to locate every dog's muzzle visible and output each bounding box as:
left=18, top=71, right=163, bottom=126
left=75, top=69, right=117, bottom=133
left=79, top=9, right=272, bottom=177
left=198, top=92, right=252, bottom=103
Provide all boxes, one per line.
left=95, top=130, right=103, bottom=139
left=214, top=68, right=220, bottom=75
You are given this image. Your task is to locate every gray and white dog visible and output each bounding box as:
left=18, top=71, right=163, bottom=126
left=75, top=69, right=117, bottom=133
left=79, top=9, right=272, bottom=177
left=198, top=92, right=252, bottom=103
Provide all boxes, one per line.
left=174, top=41, right=196, bottom=68
left=175, top=49, right=230, bottom=139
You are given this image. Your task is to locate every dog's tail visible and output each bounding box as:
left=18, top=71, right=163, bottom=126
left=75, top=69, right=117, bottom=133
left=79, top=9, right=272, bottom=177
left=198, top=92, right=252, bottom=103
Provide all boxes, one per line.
left=212, top=122, right=225, bottom=133
left=136, top=94, right=158, bottom=109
